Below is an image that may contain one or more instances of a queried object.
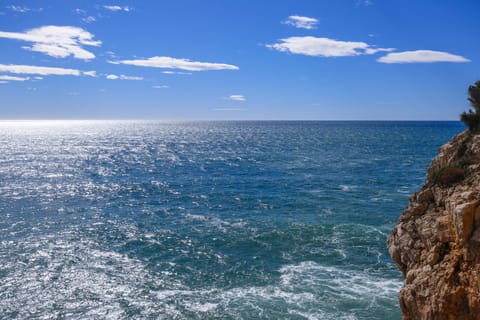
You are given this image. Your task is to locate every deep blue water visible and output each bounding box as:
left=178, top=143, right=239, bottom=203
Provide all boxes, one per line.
left=0, top=121, right=463, bottom=319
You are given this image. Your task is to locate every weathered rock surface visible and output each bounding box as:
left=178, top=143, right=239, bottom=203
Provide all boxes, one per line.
left=388, top=131, right=480, bottom=320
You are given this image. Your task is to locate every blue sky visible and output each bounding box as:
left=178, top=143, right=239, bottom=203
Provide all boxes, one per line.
left=0, top=0, right=478, bottom=120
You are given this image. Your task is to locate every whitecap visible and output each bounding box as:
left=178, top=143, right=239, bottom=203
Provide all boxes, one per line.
left=279, top=261, right=402, bottom=299
left=185, top=213, right=208, bottom=221
left=339, top=185, right=356, bottom=192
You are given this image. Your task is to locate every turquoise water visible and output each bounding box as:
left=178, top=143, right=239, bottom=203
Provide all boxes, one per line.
left=0, top=121, right=463, bottom=319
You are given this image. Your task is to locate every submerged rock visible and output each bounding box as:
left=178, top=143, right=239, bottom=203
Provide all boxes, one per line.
left=388, top=130, right=480, bottom=320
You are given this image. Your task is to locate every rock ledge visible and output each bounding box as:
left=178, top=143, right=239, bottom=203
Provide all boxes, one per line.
left=388, top=131, right=480, bottom=320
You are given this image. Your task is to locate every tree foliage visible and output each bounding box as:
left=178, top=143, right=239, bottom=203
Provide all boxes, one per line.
left=468, top=81, right=480, bottom=112
left=460, top=81, right=480, bottom=133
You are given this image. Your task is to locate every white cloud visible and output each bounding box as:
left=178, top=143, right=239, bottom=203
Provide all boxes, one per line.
left=74, top=9, right=97, bottom=24
left=106, top=74, right=143, bottom=80
left=103, top=5, right=130, bottom=12
left=82, top=16, right=97, bottom=23
left=83, top=71, right=97, bottom=77
left=267, top=36, right=392, bottom=57
left=0, top=64, right=83, bottom=76
left=365, top=47, right=394, bottom=54
left=377, top=50, right=470, bottom=64
left=6, top=5, right=42, bottom=13
left=0, top=25, right=101, bottom=60
left=356, top=0, right=373, bottom=6
left=0, top=75, right=30, bottom=81
left=111, top=56, right=239, bottom=71
left=162, top=71, right=192, bottom=75
left=283, top=15, right=319, bottom=30
left=105, top=51, right=118, bottom=58
left=7, top=5, right=31, bottom=13
left=229, top=95, right=246, bottom=102
left=152, top=85, right=169, bottom=89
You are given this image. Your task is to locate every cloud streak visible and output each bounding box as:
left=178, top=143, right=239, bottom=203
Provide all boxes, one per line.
left=267, top=36, right=392, bottom=57
left=283, top=15, right=318, bottom=29
left=228, top=95, right=246, bottom=101
left=103, top=5, right=130, bottom=12
left=162, top=71, right=192, bottom=75
left=0, top=26, right=101, bottom=60
left=82, top=16, right=97, bottom=24
left=0, top=64, right=94, bottom=76
left=7, top=5, right=31, bottom=13
left=0, top=75, right=30, bottom=81
left=106, top=74, right=143, bottom=80
left=267, top=36, right=469, bottom=65
left=110, top=56, right=239, bottom=71
left=378, top=50, right=470, bottom=64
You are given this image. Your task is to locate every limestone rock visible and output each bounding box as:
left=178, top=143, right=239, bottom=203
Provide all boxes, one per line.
left=388, top=131, right=480, bottom=319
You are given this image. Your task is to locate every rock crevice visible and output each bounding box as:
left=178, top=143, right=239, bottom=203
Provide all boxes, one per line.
left=388, top=131, right=480, bottom=320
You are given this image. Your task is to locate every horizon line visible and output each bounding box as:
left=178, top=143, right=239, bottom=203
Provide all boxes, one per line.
left=0, top=119, right=463, bottom=122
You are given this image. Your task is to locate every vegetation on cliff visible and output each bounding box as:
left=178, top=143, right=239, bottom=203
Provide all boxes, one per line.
left=460, top=81, right=480, bottom=133
left=388, top=81, right=480, bottom=319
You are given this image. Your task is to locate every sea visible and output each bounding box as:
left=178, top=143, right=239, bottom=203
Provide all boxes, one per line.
left=0, top=120, right=464, bottom=320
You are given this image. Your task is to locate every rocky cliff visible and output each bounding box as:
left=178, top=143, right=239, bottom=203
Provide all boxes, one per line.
left=388, top=130, right=480, bottom=320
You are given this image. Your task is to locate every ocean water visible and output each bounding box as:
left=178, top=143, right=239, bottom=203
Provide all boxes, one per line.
left=0, top=120, right=463, bottom=319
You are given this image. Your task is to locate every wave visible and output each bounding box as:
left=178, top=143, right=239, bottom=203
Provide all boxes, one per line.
left=0, top=228, right=401, bottom=320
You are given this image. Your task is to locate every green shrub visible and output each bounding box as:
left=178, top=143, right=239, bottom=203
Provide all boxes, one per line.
left=435, top=166, right=465, bottom=186
left=468, top=80, right=480, bottom=112
left=460, top=81, right=480, bottom=133
left=460, top=110, right=480, bottom=132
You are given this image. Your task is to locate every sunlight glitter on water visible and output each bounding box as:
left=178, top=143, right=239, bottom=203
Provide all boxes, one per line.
left=0, top=121, right=464, bottom=319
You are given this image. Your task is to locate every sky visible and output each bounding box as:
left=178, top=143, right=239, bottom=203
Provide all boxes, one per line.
left=0, top=0, right=479, bottom=120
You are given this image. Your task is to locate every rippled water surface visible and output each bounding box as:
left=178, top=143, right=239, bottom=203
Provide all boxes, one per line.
left=0, top=121, right=463, bottom=319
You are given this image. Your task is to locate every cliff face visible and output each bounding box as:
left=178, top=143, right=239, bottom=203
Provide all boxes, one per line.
left=388, top=131, right=480, bottom=320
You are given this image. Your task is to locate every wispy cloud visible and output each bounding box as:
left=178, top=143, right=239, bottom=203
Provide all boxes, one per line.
left=283, top=15, right=318, bottom=30
left=356, top=0, right=373, bottom=6
left=103, top=5, right=130, bottom=12
left=82, top=16, right=97, bottom=23
left=74, top=8, right=97, bottom=24
left=110, top=56, right=239, bottom=71
left=152, top=85, right=169, bottom=89
left=83, top=71, right=97, bottom=77
left=0, top=64, right=94, bottom=76
left=6, top=5, right=42, bottom=13
left=0, top=26, right=101, bottom=60
left=267, top=36, right=393, bottom=57
left=7, top=5, right=31, bottom=13
left=228, top=95, right=246, bottom=102
left=0, top=75, right=30, bottom=81
left=162, top=71, right=192, bottom=75
left=106, top=74, right=143, bottom=80
left=377, top=50, right=470, bottom=64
